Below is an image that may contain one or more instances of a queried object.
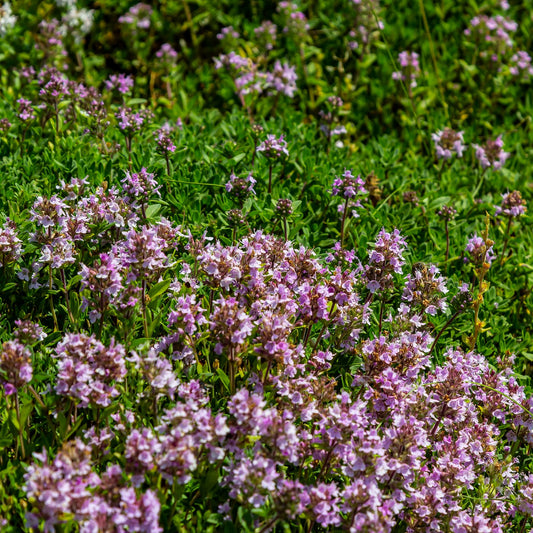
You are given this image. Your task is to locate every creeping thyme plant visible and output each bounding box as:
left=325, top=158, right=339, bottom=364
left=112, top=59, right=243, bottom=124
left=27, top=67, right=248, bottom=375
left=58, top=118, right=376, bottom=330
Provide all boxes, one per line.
left=0, top=0, right=532, bottom=532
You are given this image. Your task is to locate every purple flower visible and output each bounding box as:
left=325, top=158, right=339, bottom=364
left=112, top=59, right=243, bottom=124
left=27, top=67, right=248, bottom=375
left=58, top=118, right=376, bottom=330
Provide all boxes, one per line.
left=256, top=134, right=289, bottom=159
left=432, top=128, right=466, bottom=160
left=495, top=190, right=527, bottom=218
left=0, top=340, right=32, bottom=394
left=119, top=3, right=152, bottom=31
left=17, top=98, right=35, bottom=122
left=53, top=334, right=127, bottom=408
left=254, top=20, right=277, bottom=50
left=474, top=135, right=510, bottom=170
left=392, top=51, right=421, bottom=89
left=331, top=169, right=366, bottom=199
left=156, top=43, right=178, bottom=65
left=14, top=320, right=47, bottom=345
left=363, top=228, right=407, bottom=292
left=265, top=61, right=298, bottom=98
left=105, top=73, right=134, bottom=95
left=465, top=233, right=495, bottom=266
left=225, top=172, right=256, bottom=201
left=0, top=218, right=22, bottom=266
left=217, top=25, right=240, bottom=40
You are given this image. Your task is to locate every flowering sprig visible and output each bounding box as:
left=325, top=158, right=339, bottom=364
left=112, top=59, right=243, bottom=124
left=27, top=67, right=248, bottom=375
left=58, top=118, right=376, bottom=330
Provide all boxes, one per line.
left=256, top=134, right=289, bottom=193
left=392, top=51, right=421, bottom=92
left=474, top=135, right=510, bottom=170
left=432, top=128, right=466, bottom=160
left=331, top=169, right=366, bottom=247
left=495, top=190, right=527, bottom=266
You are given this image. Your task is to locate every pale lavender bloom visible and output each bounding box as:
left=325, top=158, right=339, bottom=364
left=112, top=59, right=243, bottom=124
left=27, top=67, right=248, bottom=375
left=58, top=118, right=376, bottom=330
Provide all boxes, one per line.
left=79, top=252, right=124, bottom=323
left=225, top=172, right=256, bottom=200
left=495, top=190, right=527, bottom=218
left=125, top=428, right=161, bottom=486
left=17, top=98, right=35, bottom=122
left=14, top=320, right=47, bottom=345
left=217, top=25, right=240, bottom=40
left=115, top=106, right=145, bottom=133
left=392, top=51, right=420, bottom=89
left=331, top=169, right=366, bottom=199
left=254, top=20, right=277, bottom=50
left=0, top=340, right=32, bottom=395
left=403, top=264, right=448, bottom=316
left=105, top=73, right=134, bottom=95
left=265, top=60, right=298, bottom=97
left=54, top=334, right=127, bottom=408
left=509, top=51, right=533, bottom=78
left=155, top=128, right=176, bottom=154
left=256, top=134, right=289, bottom=158
left=465, top=15, right=517, bottom=55
left=0, top=218, right=22, bottom=266
left=278, top=1, right=309, bottom=37
left=465, top=233, right=495, bottom=266
left=119, top=3, right=152, bottom=30
left=432, top=128, right=466, bottom=160
left=363, top=228, right=407, bottom=292
left=156, top=43, right=178, bottom=63
left=121, top=167, right=161, bottom=200
left=474, top=135, right=510, bottom=170
left=117, top=226, right=170, bottom=281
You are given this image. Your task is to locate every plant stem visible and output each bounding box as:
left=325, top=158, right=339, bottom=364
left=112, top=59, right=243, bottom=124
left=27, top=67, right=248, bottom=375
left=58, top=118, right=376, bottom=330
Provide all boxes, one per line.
left=141, top=279, right=149, bottom=338
left=499, top=216, right=513, bottom=267
left=14, top=394, right=25, bottom=458
left=49, top=265, right=59, bottom=331
left=444, top=219, right=450, bottom=272
left=268, top=163, right=273, bottom=194
left=60, top=268, right=75, bottom=327
left=340, top=197, right=349, bottom=248
left=429, top=310, right=461, bottom=356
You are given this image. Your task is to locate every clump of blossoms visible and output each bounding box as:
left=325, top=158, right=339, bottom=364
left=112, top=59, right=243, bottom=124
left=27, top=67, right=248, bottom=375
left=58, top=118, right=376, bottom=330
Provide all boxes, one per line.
left=256, top=134, right=289, bottom=193
left=363, top=227, right=407, bottom=292
left=217, top=25, right=240, bottom=42
left=432, top=128, right=466, bottom=160
left=265, top=60, right=298, bottom=98
left=495, top=190, right=527, bottom=266
left=277, top=1, right=309, bottom=41
left=0, top=218, right=22, bottom=267
left=392, top=51, right=421, bottom=91
left=331, top=169, right=366, bottom=247
left=348, top=0, right=383, bottom=51
left=254, top=20, right=277, bottom=51
left=24, top=439, right=161, bottom=532
left=495, top=190, right=527, bottom=218
left=465, top=232, right=495, bottom=266
left=155, top=128, right=176, bottom=175
left=14, top=320, right=47, bottom=345
left=105, top=73, right=134, bottom=97
left=474, top=135, right=510, bottom=170
left=53, top=334, right=127, bottom=408
left=509, top=51, right=533, bottom=79
left=225, top=171, right=256, bottom=204
left=121, top=167, right=161, bottom=216
left=11, top=223, right=533, bottom=531
left=0, top=340, right=32, bottom=395
left=464, top=14, right=517, bottom=60
left=118, top=2, right=152, bottom=31
left=403, top=263, right=448, bottom=316
left=214, top=52, right=266, bottom=108
left=115, top=106, right=153, bottom=153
